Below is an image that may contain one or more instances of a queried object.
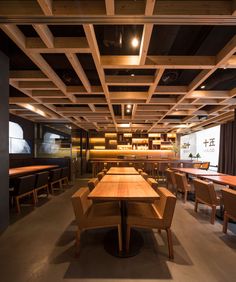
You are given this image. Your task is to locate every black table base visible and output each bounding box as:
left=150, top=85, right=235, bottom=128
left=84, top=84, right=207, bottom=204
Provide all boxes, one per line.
left=104, top=228, right=144, bottom=258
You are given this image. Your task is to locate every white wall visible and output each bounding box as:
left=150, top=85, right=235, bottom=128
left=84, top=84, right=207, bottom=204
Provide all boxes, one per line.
left=180, top=125, right=220, bottom=166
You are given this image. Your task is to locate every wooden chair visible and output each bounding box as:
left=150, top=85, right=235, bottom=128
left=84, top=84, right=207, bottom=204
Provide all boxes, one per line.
left=87, top=178, right=99, bottom=191
left=174, top=172, right=191, bottom=203
left=200, top=162, right=210, bottom=170
left=166, top=168, right=176, bottom=192
left=221, top=188, right=236, bottom=233
left=97, top=171, right=105, bottom=181
left=102, top=168, right=108, bottom=174
left=34, top=171, right=49, bottom=201
left=147, top=177, right=158, bottom=191
left=193, top=178, right=221, bottom=224
left=193, top=163, right=201, bottom=169
left=141, top=171, right=149, bottom=180
left=71, top=187, right=122, bottom=254
left=50, top=168, right=63, bottom=194
left=126, top=187, right=176, bottom=259
left=137, top=168, right=143, bottom=174
left=61, top=167, right=69, bottom=186
left=14, top=174, right=36, bottom=213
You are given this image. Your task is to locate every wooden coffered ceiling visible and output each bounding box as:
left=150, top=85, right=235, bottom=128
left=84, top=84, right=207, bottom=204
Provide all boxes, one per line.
left=1, top=0, right=236, bottom=133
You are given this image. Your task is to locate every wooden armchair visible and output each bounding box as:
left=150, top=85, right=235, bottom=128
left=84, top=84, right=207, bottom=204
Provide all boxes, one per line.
left=97, top=171, right=105, bottom=181
left=126, top=187, right=176, bottom=259
left=71, top=187, right=122, bottom=254
left=193, top=178, right=221, bottom=224
left=166, top=168, right=176, bottom=192
left=175, top=172, right=191, bottom=203
left=87, top=178, right=99, bottom=191
left=147, top=177, right=158, bottom=191
left=222, top=188, right=236, bottom=233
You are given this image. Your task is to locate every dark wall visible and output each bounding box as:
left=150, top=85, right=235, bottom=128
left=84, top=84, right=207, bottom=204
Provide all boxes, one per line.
left=9, top=114, right=35, bottom=160
left=0, top=51, right=9, bottom=232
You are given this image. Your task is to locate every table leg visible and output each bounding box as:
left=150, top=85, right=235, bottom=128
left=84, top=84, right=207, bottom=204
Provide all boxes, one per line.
left=104, top=200, right=144, bottom=258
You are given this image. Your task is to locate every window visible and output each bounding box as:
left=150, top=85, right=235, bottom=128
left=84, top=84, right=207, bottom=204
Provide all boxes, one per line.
left=9, top=121, right=31, bottom=154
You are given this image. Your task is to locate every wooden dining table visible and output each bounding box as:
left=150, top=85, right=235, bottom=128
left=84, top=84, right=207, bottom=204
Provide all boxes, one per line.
left=88, top=173, right=159, bottom=257
left=172, top=167, right=225, bottom=177
left=201, top=175, right=236, bottom=188
left=106, top=166, right=139, bottom=175
left=9, top=165, right=59, bottom=177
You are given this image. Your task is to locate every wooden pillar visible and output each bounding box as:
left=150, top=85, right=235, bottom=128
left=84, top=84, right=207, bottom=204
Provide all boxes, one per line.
left=0, top=51, right=9, bottom=232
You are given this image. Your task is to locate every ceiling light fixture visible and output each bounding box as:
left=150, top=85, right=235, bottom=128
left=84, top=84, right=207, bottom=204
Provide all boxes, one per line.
left=127, top=104, right=132, bottom=109
left=200, top=85, right=205, bottom=89
left=131, top=73, right=135, bottom=77
left=19, top=103, right=47, bottom=118
left=131, top=37, right=139, bottom=48
left=126, top=109, right=131, bottom=113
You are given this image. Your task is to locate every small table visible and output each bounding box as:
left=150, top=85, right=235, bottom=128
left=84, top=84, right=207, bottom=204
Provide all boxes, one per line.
left=88, top=176, right=159, bottom=257
left=107, top=167, right=139, bottom=175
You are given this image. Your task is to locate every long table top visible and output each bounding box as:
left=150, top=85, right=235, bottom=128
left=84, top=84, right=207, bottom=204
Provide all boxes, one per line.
left=101, top=174, right=145, bottom=183
left=107, top=167, right=139, bottom=175
left=89, top=174, right=159, bottom=201
left=201, top=175, right=236, bottom=187
left=9, top=165, right=58, bottom=177
left=172, top=168, right=224, bottom=176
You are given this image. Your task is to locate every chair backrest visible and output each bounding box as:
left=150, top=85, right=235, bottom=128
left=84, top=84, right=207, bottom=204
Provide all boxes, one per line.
left=175, top=172, right=188, bottom=192
left=35, top=171, right=49, bottom=188
left=141, top=171, right=148, bottom=180
left=97, top=171, right=105, bottom=180
left=158, top=162, right=169, bottom=173
left=166, top=169, right=176, bottom=186
left=88, top=178, right=99, bottom=191
left=193, top=178, right=217, bottom=204
left=137, top=168, right=143, bottom=174
left=147, top=177, right=158, bottom=191
left=193, top=163, right=201, bottom=169
left=71, top=187, right=93, bottom=227
left=222, top=188, right=236, bottom=220
left=61, top=167, right=69, bottom=178
left=200, top=162, right=210, bottom=170
left=16, top=174, right=36, bottom=195
left=50, top=168, right=62, bottom=181
left=154, top=187, right=176, bottom=228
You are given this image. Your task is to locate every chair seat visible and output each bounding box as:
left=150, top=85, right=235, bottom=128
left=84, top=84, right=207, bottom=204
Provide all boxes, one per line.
left=85, top=202, right=121, bottom=227
left=127, top=202, right=164, bottom=228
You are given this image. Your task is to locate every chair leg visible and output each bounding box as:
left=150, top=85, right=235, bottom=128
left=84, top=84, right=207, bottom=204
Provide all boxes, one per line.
left=32, top=190, right=37, bottom=205
left=184, top=191, right=187, bottom=203
left=166, top=228, right=174, bottom=259
left=211, top=205, right=216, bottom=224
left=117, top=224, right=122, bottom=253
left=126, top=225, right=131, bottom=252
left=75, top=228, right=81, bottom=256
left=16, top=196, right=21, bottom=213
left=194, top=200, right=198, bottom=212
left=223, top=212, right=228, bottom=234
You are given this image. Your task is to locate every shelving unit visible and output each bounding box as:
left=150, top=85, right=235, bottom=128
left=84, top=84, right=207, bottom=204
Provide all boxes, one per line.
left=89, top=133, right=176, bottom=151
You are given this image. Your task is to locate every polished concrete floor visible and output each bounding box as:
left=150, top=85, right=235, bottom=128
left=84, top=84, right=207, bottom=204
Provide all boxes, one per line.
left=0, top=178, right=236, bottom=282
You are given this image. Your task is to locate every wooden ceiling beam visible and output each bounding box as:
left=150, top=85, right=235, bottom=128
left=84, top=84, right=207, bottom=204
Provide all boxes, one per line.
left=146, top=69, right=165, bottom=103
left=37, top=0, right=53, bottom=16
left=26, top=37, right=90, bottom=53
left=110, top=92, right=148, bottom=100
left=101, top=55, right=216, bottom=69
left=66, top=53, right=91, bottom=93
left=105, top=0, right=115, bottom=15
left=10, top=70, right=49, bottom=81
left=105, top=75, right=154, bottom=85
left=32, top=24, right=54, bottom=48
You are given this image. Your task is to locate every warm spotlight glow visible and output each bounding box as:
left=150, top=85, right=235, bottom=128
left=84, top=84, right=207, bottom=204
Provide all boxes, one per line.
left=131, top=37, right=139, bottom=48
left=200, top=85, right=205, bottom=89
left=131, top=73, right=135, bottom=77
left=119, top=123, right=130, bottom=128
left=126, top=109, right=131, bottom=113
left=127, top=104, right=132, bottom=109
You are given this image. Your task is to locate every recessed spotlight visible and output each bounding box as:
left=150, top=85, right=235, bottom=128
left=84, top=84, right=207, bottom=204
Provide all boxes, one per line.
left=131, top=73, right=135, bottom=77
left=127, top=104, right=132, bottom=109
left=131, top=37, right=139, bottom=48
left=200, top=85, right=205, bottom=89
left=127, top=109, right=131, bottom=113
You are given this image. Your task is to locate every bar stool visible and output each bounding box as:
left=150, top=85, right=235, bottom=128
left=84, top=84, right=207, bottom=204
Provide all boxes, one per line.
left=50, top=168, right=63, bottom=194
left=14, top=174, right=36, bottom=213
left=34, top=171, right=49, bottom=201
